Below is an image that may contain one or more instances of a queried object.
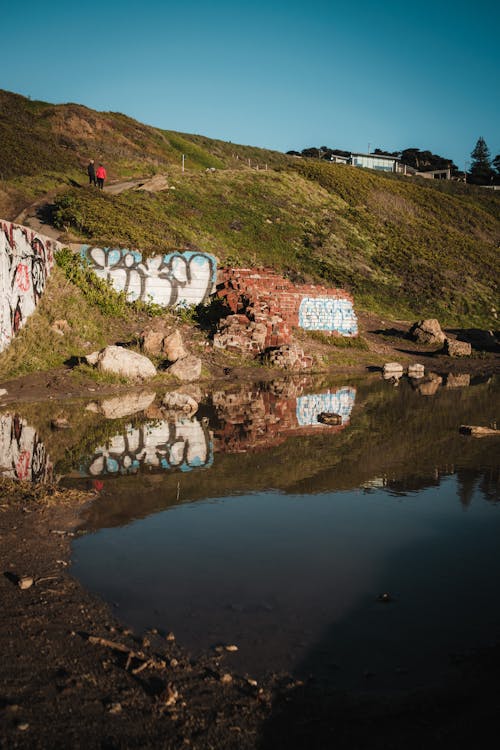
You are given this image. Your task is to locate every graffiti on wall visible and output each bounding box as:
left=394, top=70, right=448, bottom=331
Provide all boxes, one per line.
left=82, top=418, right=213, bottom=477
left=0, top=413, right=52, bottom=483
left=296, top=387, right=356, bottom=426
left=1, top=221, right=60, bottom=353
left=298, top=297, right=358, bottom=336
left=81, top=246, right=217, bottom=307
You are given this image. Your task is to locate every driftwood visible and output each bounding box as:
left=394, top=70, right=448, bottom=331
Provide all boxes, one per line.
left=459, top=425, right=499, bottom=437
left=87, top=635, right=166, bottom=672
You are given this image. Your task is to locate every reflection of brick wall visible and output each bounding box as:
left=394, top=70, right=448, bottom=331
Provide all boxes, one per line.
left=216, top=268, right=357, bottom=348
left=212, top=384, right=355, bottom=454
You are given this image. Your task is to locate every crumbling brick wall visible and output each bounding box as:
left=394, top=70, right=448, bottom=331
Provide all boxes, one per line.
left=216, top=267, right=357, bottom=349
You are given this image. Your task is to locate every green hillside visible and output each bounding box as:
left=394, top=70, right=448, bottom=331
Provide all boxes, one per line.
left=1, top=89, right=498, bottom=327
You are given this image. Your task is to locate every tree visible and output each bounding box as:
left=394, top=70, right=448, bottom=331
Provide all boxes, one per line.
left=492, top=154, right=500, bottom=184
left=468, top=137, right=494, bottom=185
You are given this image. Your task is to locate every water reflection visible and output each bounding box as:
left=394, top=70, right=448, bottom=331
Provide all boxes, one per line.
left=0, top=413, right=52, bottom=482
left=82, top=418, right=214, bottom=476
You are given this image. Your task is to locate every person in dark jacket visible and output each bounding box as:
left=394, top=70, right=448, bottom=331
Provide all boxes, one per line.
left=87, top=159, right=96, bottom=186
left=96, top=164, right=107, bottom=190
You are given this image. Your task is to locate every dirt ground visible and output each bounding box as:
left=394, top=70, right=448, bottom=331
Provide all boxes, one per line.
left=1, top=320, right=499, bottom=749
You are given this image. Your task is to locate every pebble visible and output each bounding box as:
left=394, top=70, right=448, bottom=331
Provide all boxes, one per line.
left=17, top=723, right=29, bottom=731
left=166, top=631, right=175, bottom=642
left=107, top=702, right=122, bottom=715
left=225, top=644, right=238, bottom=652
left=220, top=673, right=233, bottom=684
left=18, top=576, right=34, bottom=590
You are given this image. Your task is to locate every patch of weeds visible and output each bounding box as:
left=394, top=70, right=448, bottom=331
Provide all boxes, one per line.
left=70, top=362, right=130, bottom=385
left=306, top=331, right=369, bottom=349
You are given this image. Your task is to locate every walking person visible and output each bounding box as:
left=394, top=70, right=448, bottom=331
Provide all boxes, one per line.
left=96, top=163, right=107, bottom=190
left=87, top=159, right=96, bottom=186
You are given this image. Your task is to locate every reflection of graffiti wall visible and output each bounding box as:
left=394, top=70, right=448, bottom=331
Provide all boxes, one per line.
left=1, top=221, right=62, bottom=353
left=213, top=383, right=356, bottom=453
left=298, top=298, right=358, bottom=336
left=81, top=246, right=217, bottom=307
left=0, top=414, right=52, bottom=483
left=82, top=418, right=213, bottom=476
left=296, top=388, right=356, bottom=425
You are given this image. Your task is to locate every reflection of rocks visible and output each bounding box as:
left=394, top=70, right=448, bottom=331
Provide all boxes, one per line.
left=86, top=346, right=157, bottom=381
left=212, top=383, right=356, bottom=453
left=443, top=338, right=472, bottom=358
left=86, top=391, right=156, bottom=419
left=408, top=363, right=425, bottom=378
left=0, top=414, right=52, bottom=483
left=409, top=319, right=445, bottom=346
left=82, top=418, right=213, bottom=476
left=446, top=373, right=471, bottom=389
left=162, top=391, right=199, bottom=416
left=414, top=373, right=443, bottom=396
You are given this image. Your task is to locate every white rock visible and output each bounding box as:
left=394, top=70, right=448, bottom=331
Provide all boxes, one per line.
left=0, top=388, right=7, bottom=398
left=89, top=346, right=157, bottom=381
left=383, top=362, right=404, bottom=377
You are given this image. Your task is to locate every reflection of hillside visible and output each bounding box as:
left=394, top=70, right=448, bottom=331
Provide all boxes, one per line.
left=212, top=382, right=356, bottom=453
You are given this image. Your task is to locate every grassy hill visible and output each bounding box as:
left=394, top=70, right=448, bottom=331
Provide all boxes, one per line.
left=1, top=88, right=499, bottom=327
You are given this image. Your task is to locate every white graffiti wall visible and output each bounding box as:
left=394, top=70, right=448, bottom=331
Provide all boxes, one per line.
left=0, top=221, right=62, bottom=353
left=81, top=246, right=217, bottom=307
left=0, top=413, right=52, bottom=483
left=298, top=297, right=358, bottom=336
left=83, top=418, right=213, bottom=477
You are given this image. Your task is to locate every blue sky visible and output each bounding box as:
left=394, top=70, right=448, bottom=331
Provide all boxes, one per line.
left=2, top=0, right=499, bottom=169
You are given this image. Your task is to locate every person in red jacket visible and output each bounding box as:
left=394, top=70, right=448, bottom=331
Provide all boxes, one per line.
left=96, top=164, right=107, bottom=189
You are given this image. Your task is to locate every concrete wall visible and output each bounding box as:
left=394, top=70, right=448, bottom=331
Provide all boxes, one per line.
left=81, top=246, right=217, bottom=307
left=0, top=221, right=62, bottom=353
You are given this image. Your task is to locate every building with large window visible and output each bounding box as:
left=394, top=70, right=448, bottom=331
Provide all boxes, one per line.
left=350, top=152, right=401, bottom=172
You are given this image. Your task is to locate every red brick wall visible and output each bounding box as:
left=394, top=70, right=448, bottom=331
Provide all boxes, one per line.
left=216, top=267, right=356, bottom=348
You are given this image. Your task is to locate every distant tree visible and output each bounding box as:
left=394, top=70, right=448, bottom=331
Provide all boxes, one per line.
left=468, top=137, right=494, bottom=185
left=401, top=148, right=458, bottom=173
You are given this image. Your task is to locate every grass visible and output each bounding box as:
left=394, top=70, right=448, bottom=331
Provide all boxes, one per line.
left=1, top=87, right=499, bottom=333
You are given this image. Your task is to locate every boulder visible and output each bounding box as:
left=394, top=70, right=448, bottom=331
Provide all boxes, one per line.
left=86, top=346, right=157, bottom=381
left=317, top=412, right=342, bottom=426
left=168, top=355, right=202, bottom=382
left=443, top=338, right=472, bottom=357
left=383, top=362, right=404, bottom=379
left=162, top=330, right=188, bottom=362
left=409, top=319, right=446, bottom=346
left=162, top=391, right=199, bottom=416
left=141, top=327, right=166, bottom=356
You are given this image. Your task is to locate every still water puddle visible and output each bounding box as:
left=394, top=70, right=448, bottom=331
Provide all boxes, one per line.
left=3, top=374, right=499, bottom=692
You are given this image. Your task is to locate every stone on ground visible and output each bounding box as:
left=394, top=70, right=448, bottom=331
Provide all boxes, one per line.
left=409, top=319, right=446, bottom=345
left=168, top=355, right=202, bottom=382
left=86, top=346, right=157, bottom=381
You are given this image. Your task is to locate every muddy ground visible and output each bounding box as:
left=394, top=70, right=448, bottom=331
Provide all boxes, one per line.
left=1, top=321, right=500, bottom=749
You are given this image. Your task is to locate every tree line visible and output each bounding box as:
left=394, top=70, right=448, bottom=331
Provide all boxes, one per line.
left=287, top=138, right=500, bottom=185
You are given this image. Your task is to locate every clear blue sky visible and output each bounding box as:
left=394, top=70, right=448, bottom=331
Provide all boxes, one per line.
left=2, top=0, right=499, bottom=170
